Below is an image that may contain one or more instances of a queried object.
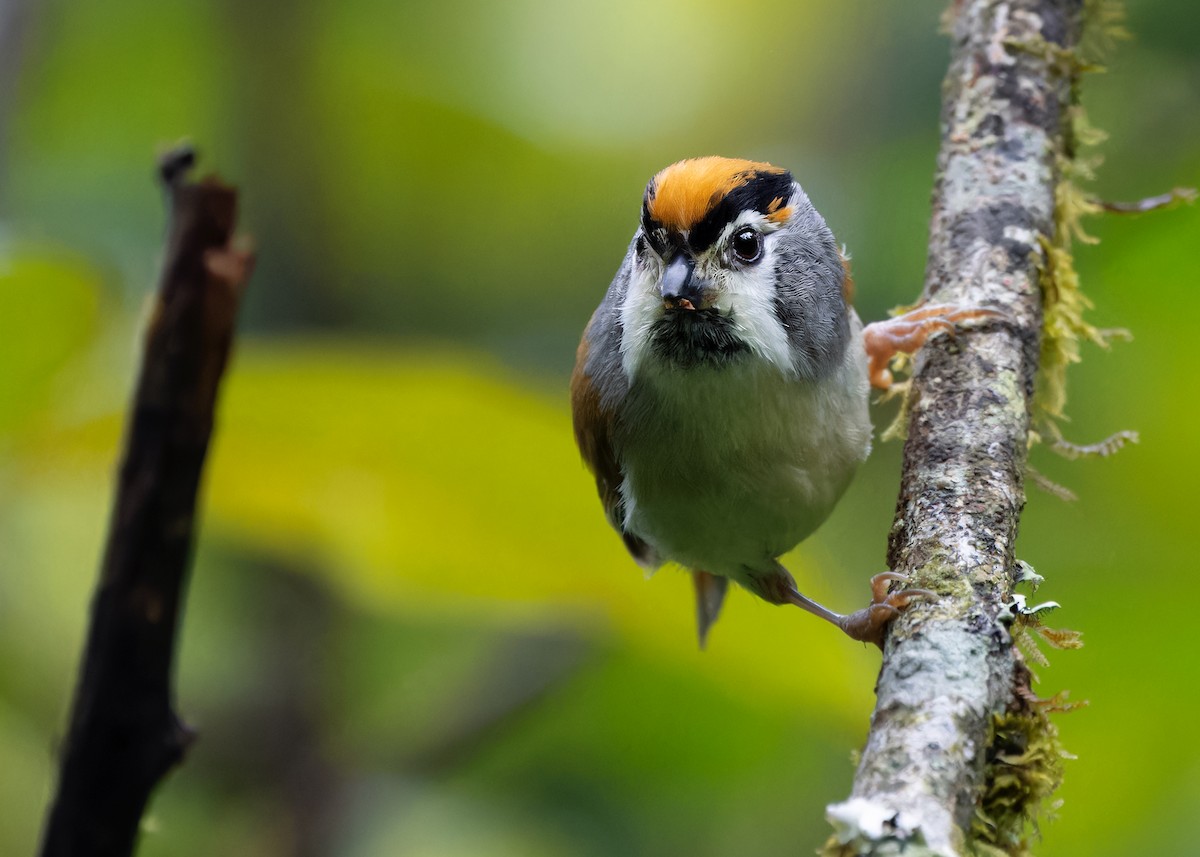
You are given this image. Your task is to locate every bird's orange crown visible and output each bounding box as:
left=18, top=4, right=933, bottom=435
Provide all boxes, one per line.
left=644, top=157, right=793, bottom=234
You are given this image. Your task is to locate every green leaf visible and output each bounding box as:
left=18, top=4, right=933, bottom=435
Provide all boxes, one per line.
left=0, top=247, right=100, bottom=437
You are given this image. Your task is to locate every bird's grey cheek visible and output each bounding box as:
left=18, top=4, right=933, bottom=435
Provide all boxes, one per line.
left=772, top=294, right=794, bottom=332
left=771, top=279, right=818, bottom=376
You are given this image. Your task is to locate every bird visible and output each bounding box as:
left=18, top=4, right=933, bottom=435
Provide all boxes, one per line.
left=570, top=156, right=998, bottom=648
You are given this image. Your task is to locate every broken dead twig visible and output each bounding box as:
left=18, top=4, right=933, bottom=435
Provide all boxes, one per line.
left=38, top=147, right=253, bottom=857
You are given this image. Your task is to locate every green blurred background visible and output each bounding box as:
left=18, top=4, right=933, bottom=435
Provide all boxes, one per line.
left=1, top=0, right=1197, bottom=854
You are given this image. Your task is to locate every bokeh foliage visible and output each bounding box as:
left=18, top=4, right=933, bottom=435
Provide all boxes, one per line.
left=1, top=1, right=1197, bottom=854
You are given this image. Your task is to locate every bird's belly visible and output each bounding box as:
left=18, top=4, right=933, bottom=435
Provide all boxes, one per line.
left=626, top=456, right=828, bottom=575
left=619, top=357, right=871, bottom=578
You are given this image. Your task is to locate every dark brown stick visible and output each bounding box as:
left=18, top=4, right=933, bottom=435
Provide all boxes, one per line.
left=38, top=147, right=253, bottom=857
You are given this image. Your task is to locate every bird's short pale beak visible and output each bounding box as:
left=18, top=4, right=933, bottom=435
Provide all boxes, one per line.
left=661, top=255, right=710, bottom=311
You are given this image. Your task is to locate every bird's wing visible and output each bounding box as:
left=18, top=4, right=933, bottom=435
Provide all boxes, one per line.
left=571, top=325, right=659, bottom=570
left=570, top=259, right=661, bottom=572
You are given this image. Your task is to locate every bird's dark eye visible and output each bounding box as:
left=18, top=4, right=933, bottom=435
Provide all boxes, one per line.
left=730, top=227, right=763, bottom=264
left=636, top=235, right=647, bottom=255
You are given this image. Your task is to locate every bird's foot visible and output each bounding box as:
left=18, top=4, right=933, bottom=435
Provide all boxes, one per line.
left=757, top=564, right=935, bottom=649
left=834, top=572, right=936, bottom=648
left=862, top=303, right=1007, bottom=390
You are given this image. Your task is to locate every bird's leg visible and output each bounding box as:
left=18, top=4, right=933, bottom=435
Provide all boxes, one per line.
left=862, top=303, right=1007, bottom=390
left=824, top=573, right=936, bottom=648
left=772, top=567, right=935, bottom=649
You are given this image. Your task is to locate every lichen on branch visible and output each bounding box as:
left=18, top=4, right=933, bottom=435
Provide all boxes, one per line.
left=823, top=2, right=1110, bottom=854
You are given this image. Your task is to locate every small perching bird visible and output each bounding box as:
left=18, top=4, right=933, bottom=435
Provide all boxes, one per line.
left=571, top=157, right=998, bottom=648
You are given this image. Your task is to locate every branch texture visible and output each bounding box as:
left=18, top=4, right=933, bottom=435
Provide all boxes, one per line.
left=39, top=149, right=253, bottom=857
left=826, top=2, right=1083, bottom=854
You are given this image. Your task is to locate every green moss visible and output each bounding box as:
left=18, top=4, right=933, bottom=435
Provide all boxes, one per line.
left=1011, top=600, right=1085, bottom=673
left=968, top=707, right=1073, bottom=856
left=1080, top=0, right=1131, bottom=63
left=880, top=4, right=1131, bottom=447
left=878, top=372, right=912, bottom=443
left=1031, top=0, right=1132, bottom=444
left=918, top=559, right=973, bottom=594
left=966, top=574, right=1086, bottom=855
left=1032, top=233, right=1108, bottom=430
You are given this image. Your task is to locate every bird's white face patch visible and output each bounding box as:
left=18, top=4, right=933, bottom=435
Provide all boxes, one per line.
left=619, top=209, right=796, bottom=380
left=619, top=257, right=664, bottom=379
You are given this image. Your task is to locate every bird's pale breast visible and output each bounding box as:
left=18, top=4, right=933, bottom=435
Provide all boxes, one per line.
left=618, top=316, right=872, bottom=583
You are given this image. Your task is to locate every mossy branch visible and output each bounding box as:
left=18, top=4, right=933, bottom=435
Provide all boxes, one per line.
left=823, top=2, right=1102, bottom=854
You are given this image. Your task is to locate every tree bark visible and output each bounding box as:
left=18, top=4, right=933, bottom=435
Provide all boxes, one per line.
left=38, top=148, right=253, bottom=857
left=825, top=2, right=1083, bottom=854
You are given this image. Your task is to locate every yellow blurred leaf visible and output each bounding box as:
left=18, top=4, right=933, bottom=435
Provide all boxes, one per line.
left=24, top=338, right=877, bottom=717
left=0, top=247, right=101, bottom=436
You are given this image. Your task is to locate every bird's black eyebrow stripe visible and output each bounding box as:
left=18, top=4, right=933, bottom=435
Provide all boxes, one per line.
left=640, top=199, right=671, bottom=255
left=687, top=171, right=794, bottom=253
left=641, top=194, right=662, bottom=239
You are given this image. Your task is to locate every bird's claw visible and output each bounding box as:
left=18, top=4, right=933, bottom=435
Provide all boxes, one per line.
left=862, top=303, right=1009, bottom=390
left=838, top=572, right=937, bottom=648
